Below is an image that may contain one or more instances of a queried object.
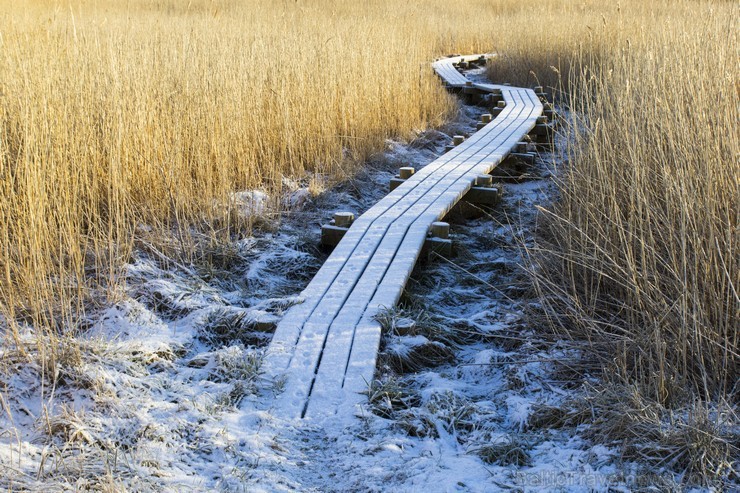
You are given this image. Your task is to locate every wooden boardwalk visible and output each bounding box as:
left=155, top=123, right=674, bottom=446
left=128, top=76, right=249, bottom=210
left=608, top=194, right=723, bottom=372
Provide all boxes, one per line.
left=261, top=55, right=543, bottom=421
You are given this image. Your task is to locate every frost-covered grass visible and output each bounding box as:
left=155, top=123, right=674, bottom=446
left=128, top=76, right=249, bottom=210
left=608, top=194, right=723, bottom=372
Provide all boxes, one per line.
left=0, top=187, right=328, bottom=489
left=0, top=88, right=616, bottom=491
left=485, top=2, right=738, bottom=487
left=2, top=74, right=735, bottom=489
left=2, top=2, right=737, bottom=485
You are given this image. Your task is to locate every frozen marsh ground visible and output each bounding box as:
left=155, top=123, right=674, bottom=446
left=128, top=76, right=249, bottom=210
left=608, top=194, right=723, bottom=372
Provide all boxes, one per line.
left=1, top=69, right=734, bottom=492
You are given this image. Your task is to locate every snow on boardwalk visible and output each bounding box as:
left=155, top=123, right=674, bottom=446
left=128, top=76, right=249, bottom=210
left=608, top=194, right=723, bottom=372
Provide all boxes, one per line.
left=261, top=55, right=543, bottom=421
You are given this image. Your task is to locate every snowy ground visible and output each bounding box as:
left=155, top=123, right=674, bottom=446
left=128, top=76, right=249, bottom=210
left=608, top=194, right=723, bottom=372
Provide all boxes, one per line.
left=0, top=68, right=711, bottom=492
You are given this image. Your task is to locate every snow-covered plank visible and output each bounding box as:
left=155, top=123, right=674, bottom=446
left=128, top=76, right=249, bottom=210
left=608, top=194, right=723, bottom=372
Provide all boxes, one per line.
left=329, top=90, right=542, bottom=418
left=290, top=107, right=539, bottom=418
left=306, top=90, right=540, bottom=418
left=262, top=87, right=527, bottom=386
left=260, top=55, right=543, bottom=421
left=276, top=152, right=503, bottom=418
left=432, top=54, right=490, bottom=87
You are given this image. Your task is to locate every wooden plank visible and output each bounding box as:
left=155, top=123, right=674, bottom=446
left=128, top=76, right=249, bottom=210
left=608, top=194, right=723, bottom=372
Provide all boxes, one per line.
left=336, top=89, right=541, bottom=417
left=432, top=55, right=491, bottom=87
left=277, top=114, right=528, bottom=418
left=261, top=54, right=543, bottom=421
left=302, top=97, right=537, bottom=418
left=308, top=89, right=541, bottom=418
left=263, top=85, right=534, bottom=386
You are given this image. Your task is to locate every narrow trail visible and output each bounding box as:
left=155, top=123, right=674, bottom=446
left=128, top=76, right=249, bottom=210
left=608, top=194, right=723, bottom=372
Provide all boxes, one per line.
left=261, top=54, right=548, bottom=422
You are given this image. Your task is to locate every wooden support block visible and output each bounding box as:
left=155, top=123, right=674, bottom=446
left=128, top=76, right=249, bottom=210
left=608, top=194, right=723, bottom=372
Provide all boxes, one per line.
left=462, top=80, right=481, bottom=96
left=516, top=141, right=530, bottom=153
left=536, top=116, right=548, bottom=125
left=450, top=177, right=500, bottom=219
left=534, top=86, right=543, bottom=94
left=423, top=237, right=453, bottom=257
left=322, top=211, right=354, bottom=246
left=430, top=221, right=450, bottom=239
left=321, top=224, right=348, bottom=247
left=444, top=144, right=455, bottom=153
left=497, top=101, right=506, bottom=108
left=334, top=212, right=354, bottom=227
left=464, top=185, right=501, bottom=205
left=399, top=167, right=415, bottom=179
left=476, top=112, right=493, bottom=129
left=389, top=177, right=405, bottom=191
left=390, top=166, right=415, bottom=193
left=453, top=135, right=465, bottom=146
left=505, top=152, right=536, bottom=166
left=544, top=109, right=556, bottom=120
left=492, top=107, right=503, bottom=118
left=530, top=123, right=553, bottom=137
left=463, top=87, right=484, bottom=96
left=530, top=125, right=555, bottom=148
left=475, top=174, right=493, bottom=187
left=422, top=221, right=452, bottom=258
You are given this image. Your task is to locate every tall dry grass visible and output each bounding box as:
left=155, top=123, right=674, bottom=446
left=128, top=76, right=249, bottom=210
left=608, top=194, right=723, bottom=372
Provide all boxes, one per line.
left=491, top=0, right=737, bottom=406
left=0, top=0, right=646, bottom=339
left=1, top=0, right=494, bottom=336
left=0, top=0, right=736, bottom=487
left=560, top=14, right=737, bottom=403
left=487, top=3, right=737, bottom=484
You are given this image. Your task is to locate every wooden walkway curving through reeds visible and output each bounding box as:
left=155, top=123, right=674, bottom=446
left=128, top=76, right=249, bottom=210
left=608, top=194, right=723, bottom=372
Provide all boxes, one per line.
left=261, top=55, right=544, bottom=421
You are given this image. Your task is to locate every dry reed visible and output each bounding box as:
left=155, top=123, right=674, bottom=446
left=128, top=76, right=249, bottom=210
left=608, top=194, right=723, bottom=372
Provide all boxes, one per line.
left=510, top=0, right=738, bottom=402
left=487, top=2, right=737, bottom=485
left=0, top=0, right=628, bottom=337
left=1, top=0, right=734, bottom=403
left=0, top=0, right=736, bottom=487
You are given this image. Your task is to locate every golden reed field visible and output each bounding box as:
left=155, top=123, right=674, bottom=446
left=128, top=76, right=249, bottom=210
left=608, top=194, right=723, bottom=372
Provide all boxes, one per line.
left=0, top=0, right=737, bottom=472
left=1, top=0, right=514, bottom=332
left=487, top=2, right=738, bottom=402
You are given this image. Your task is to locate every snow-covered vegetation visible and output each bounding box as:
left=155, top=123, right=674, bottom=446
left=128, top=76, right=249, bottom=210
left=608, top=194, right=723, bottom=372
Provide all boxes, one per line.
left=0, top=0, right=736, bottom=490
